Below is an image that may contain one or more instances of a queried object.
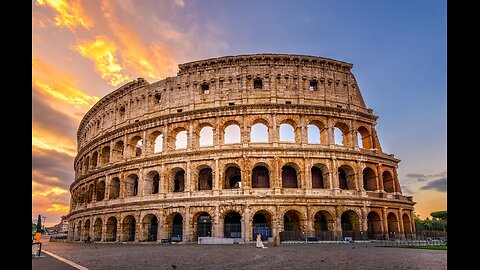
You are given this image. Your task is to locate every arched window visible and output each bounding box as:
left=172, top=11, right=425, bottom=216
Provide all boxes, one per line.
left=251, top=123, right=268, bottom=143
left=281, top=165, right=298, bottom=188
left=154, top=134, right=163, bottom=153
left=338, top=165, right=356, bottom=190
left=109, top=178, right=120, bottom=199
left=198, top=168, right=213, bottom=190
left=101, top=146, right=110, bottom=165
left=307, top=124, right=320, bottom=144
left=311, top=166, right=325, bottom=189
left=334, top=127, right=344, bottom=145
left=279, top=124, right=295, bottom=142
left=252, top=166, right=270, bottom=188
left=363, top=167, right=377, bottom=191
left=383, top=171, right=395, bottom=193
left=357, top=132, right=363, bottom=148
left=199, top=126, right=214, bottom=147
left=113, top=141, right=124, bottom=161
left=357, top=126, right=372, bottom=149
left=135, top=140, right=143, bottom=157
left=175, top=131, right=187, bottom=149
left=174, top=170, right=185, bottom=192
left=91, top=152, right=98, bottom=168
left=225, top=166, right=241, bottom=189
left=224, top=124, right=241, bottom=144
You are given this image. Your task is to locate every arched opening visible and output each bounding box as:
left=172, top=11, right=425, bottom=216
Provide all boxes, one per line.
left=84, top=219, right=91, bottom=240
left=357, top=126, right=372, bottom=149
left=334, top=122, right=350, bottom=146
left=387, top=212, right=399, bottom=239
left=334, top=127, right=344, bottom=146
left=86, top=185, right=94, bottom=203
left=383, top=171, right=395, bottom=193
left=96, top=181, right=105, bottom=201
left=122, top=215, right=136, bottom=242
left=199, top=126, right=214, bottom=147
left=100, top=146, right=110, bottom=165
left=281, top=165, right=298, bottom=188
left=106, top=217, right=117, bottom=242
left=225, top=166, right=241, bottom=189
left=251, top=123, right=268, bottom=143
left=80, top=187, right=86, bottom=204
left=198, top=167, right=213, bottom=190
left=338, top=165, right=356, bottom=190
left=169, top=213, right=183, bottom=241
left=367, top=211, right=382, bottom=239
left=252, top=211, right=272, bottom=240
left=142, top=214, right=158, bottom=242
left=314, top=211, right=334, bottom=241
left=129, top=136, right=143, bottom=157
left=84, top=156, right=90, bottom=173
left=341, top=210, right=361, bottom=240
left=153, top=133, right=163, bottom=153
left=175, top=130, right=188, bottom=149
left=173, top=169, right=185, bottom=192
left=145, top=171, right=160, bottom=195
left=307, top=124, right=320, bottom=144
left=311, top=165, right=327, bottom=189
left=279, top=123, right=295, bottom=142
left=92, top=152, right=98, bottom=168
left=195, top=212, right=212, bottom=240
left=282, top=210, right=303, bottom=241
left=93, top=218, right=102, bottom=241
left=76, top=220, right=82, bottom=241
left=252, top=165, right=270, bottom=188
left=125, top=174, right=139, bottom=197
left=224, top=211, right=242, bottom=238
left=113, top=141, right=124, bottom=161
left=363, top=167, right=377, bottom=191
left=403, top=214, right=412, bottom=239
left=109, top=177, right=120, bottom=199
left=224, top=124, right=240, bottom=144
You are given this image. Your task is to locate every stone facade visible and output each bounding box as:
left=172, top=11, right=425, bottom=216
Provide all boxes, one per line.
left=66, top=54, right=415, bottom=243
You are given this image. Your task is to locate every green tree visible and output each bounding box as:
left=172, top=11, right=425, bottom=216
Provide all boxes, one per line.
left=430, top=210, right=447, bottom=220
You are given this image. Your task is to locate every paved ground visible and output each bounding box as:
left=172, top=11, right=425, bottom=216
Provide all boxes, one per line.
left=32, top=252, right=78, bottom=270
left=37, top=241, right=447, bottom=270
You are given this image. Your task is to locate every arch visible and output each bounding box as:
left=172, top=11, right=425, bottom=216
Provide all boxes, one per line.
left=174, top=129, right=188, bottom=150
left=106, top=217, right=117, bottom=242
left=252, top=165, right=270, bottom=188
left=252, top=210, right=272, bottom=240
left=93, top=218, right=102, bottom=241
left=341, top=210, right=361, bottom=240
left=96, top=180, right=105, bottom=201
left=357, top=126, right=372, bottom=149
left=122, top=215, right=136, bottom=242
left=198, top=167, right=213, bottom=190
left=84, top=156, right=90, bottom=172
left=279, top=123, right=295, bottom=142
left=367, top=211, right=382, bottom=239
left=314, top=210, right=335, bottom=241
left=307, top=120, right=326, bottom=144
left=402, top=213, right=412, bottom=238
left=199, top=126, right=214, bottom=147
left=141, top=214, right=158, bottom=242
left=150, top=131, right=163, bottom=154
left=100, top=146, right=110, bottom=165
left=281, top=165, right=298, bottom=188
left=224, top=123, right=241, bottom=144
left=91, top=151, right=98, bottom=168
left=76, top=220, right=82, bottom=241
left=383, top=170, right=395, bottom=193
left=86, top=184, right=94, bottom=203
left=338, top=165, right=356, bottom=190
left=224, top=211, right=242, bottom=238
left=109, top=177, right=120, bottom=199
left=84, top=219, right=91, bottom=240
left=125, top=174, right=139, bottom=197
left=334, top=122, right=349, bottom=146
left=363, top=167, right=377, bottom=191
left=312, top=164, right=328, bottom=189
left=282, top=210, right=303, bottom=241
left=167, top=213, right=183, bottom=240
left=387, top=212, right=399, bottom=238
left=224, top=165, right=241, bottom=189
left=113, top=141, right=124, bottom=161
left=129, top=136, right=143, bottom=157
left=173, top=169, right=185, bottom=192
left=251, top=123, right=268, bottom=143
left=194, top=212, right=212, bottom=240
left=145, top=171, right=160, bottom=195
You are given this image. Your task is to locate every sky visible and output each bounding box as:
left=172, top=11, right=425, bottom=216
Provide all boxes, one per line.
left=32, top=0, right=446, bottom=226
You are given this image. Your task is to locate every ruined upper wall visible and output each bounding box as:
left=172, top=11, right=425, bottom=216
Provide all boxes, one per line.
left=77, top=54, right=371, bottom=149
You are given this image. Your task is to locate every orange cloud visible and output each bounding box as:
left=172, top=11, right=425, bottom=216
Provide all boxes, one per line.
left=32, top=180, right=71, bottom=226
left=36, top=0, right=92, bottom=30
left=47, top=203, right=70, bottom=213
left=32, top=128, right=77, bottom=157
left=75, top=36, right=130, bottom=86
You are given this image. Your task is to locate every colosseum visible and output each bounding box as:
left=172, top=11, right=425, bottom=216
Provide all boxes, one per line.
left=66, top=53, right=415, bottom=244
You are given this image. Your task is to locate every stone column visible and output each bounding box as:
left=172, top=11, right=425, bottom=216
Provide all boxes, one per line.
left=306, top=206, right=313, bottom=235
left=185, top=161, right=191, bottom=195
left=188, top=122, right=194, bottom=149
left=272, top=114, right=278, bottom=146
left=376, top=164, right=384, bottom=192
left=243, top=206, right=250, bottom=242
left=361, top=207, right=368, bottom=239
left=382, top=207, right=388, bottom=239
left=274, top=157, right=281, bottom=194
left=305, top=158, right=312, bottom=193
left=184, top=207, right=190, bottom=243
left=101, top=219, right=107, bottom=242
left=335, top=206, right=342, bottom=240
left=357, top=161, right=364, bottom=192
left=398, top=209, right=405, bottom=239
left=213, top=159, right=220, bottom=195
left=351, top=120, right=358, bottom=149
left=330, top=158, right=339, bottom=191
left=214, top=206, right=220, bottom=238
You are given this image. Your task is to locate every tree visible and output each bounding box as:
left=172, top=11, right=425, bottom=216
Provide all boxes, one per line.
left=430, top=210, right=447, bottom=220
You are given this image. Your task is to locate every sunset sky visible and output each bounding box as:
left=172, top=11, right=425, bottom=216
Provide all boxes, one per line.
left=32, top=0, right=446, bottom=226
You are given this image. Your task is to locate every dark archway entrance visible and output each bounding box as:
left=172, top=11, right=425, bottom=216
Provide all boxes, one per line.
left=367, top=211, right=383, bottom=239
left=224, top=211, right=242, bottom=238
left=196, top=213, right=212, bottom=240
left=282, top=210, right=302, bottom=241
left=252, top=166, right=270, bottom=188
left=314, top=211, right=334, bottom=240
left=252, top=211, right=272, bottom=240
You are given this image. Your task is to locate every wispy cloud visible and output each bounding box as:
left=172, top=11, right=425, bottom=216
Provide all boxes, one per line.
left=401, top=185, right=415, bottom=195
left=406, top=171, right=446, bottom=182
left=36, top=0, right=92, bottom=30
left=420, top=177, right=447, bottom=192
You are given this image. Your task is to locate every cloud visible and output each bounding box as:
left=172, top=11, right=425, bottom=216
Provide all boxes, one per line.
left=401, top=186, right=415, bottom=195
left=36, top=0, right=92, bottom=30
left=32, top=180, right=71, bottom=226
left=32, top=146, right=74, bottom=189
left=174, top=0, right=185, bottom=8
left=420, top=177, right=447, bottom=192
left=75, top=36, right=131, bottom=86
left=406, top=171, right=446, bottom=182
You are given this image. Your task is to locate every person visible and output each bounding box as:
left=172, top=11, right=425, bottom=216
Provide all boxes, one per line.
left=256, top=232, right=267, bottom=249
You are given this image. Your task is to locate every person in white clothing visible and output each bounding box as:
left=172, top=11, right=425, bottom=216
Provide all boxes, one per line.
left=256, top=232, right=267, bottom=248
